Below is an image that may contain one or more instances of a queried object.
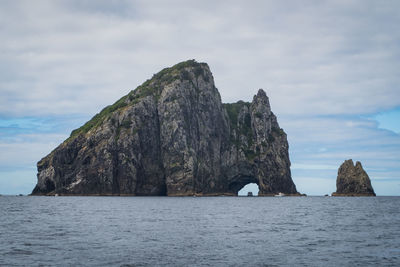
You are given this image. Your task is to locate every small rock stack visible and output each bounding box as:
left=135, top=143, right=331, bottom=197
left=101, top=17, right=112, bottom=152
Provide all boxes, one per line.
left=332, top=159, right=375, bottom=196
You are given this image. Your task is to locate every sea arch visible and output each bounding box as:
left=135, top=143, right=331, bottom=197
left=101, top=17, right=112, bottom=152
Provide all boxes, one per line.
left=228, top=175, right=259, bottom=196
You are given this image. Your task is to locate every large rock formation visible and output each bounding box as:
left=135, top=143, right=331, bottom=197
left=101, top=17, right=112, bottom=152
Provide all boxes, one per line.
left=32, top=60, right=300, bottom=196
left=332, top=159, right=375, bottom=196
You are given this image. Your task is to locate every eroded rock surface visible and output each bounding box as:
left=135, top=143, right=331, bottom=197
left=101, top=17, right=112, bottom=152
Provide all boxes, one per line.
left=332, top=159, right=375, bottom=196
left=32, top=60, right=300, bottom=196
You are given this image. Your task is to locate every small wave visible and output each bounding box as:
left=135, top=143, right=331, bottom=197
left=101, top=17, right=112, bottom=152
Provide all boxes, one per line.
left=5, top=248, right=33, bottom=255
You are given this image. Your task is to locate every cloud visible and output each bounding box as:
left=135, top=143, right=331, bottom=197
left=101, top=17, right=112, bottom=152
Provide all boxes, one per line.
left=0, top=133, right=66, bottom=168
left=0, top=0, right=399, bottom=195
left=1, top=0, right=399, bottom=117
left=282, top=114, right=400, bottom=195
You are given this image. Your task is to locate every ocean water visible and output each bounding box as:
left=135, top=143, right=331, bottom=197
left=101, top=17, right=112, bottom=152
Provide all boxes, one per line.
left=1, top=196, right=399, bottom=266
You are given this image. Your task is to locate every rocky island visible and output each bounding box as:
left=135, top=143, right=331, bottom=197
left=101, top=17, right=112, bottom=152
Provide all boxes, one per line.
left=332, top=159, right=375, bottom=196
left=32, top=60, right=300, bottom=196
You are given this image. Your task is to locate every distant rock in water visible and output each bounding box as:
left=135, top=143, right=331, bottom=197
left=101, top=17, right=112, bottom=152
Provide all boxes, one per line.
left=332, top=159, right=375, bottom=196
left=32, top=60, right=300, bottom=196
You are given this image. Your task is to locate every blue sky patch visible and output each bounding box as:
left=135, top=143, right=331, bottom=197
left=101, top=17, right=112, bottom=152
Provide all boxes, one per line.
left=374, top=107, right=400, bottom=134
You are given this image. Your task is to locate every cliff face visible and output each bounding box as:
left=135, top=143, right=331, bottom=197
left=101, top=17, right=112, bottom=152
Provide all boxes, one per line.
left=332, top=159, right=375, bottom=196
left=32, top=60, right=299, bottom=196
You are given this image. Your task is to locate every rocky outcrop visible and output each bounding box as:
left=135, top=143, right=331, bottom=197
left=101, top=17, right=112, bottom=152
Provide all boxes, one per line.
left=332, top=159, right=375, bottom=196
left=32, top=60, right=300, bottom=196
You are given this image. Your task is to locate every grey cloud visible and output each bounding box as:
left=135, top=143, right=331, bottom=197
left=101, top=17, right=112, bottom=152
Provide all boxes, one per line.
left=1, top=0, right=399, bottom=116
left=0, top=133, right=66, bottom=169
left=1, top=0, right=399, bottom=195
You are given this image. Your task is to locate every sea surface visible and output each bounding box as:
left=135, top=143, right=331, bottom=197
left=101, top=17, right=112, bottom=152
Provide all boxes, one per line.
left=1, top=196, right=399, bottom=266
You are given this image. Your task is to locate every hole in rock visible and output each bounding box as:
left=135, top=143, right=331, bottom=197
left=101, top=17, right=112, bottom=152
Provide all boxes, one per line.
left=238, top=183, right=259, bottom=196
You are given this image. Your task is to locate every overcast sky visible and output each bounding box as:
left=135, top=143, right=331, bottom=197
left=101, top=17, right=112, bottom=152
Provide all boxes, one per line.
left=1, top=0, right=399, bottom=195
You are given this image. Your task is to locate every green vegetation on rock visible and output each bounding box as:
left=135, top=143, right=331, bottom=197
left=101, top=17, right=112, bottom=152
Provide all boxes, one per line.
left=244, top=149, right=258, bottom=161
left=69, top=95, right=128, bottom=139
left=223, top=101, right=255, bottom=158
left=69, top=59, right=206, bottom=141
left=272, top=127, right=285, bottom=136
left=223, top=101, right=250, bottom=130
left=115, top=120, right=135, bottom=141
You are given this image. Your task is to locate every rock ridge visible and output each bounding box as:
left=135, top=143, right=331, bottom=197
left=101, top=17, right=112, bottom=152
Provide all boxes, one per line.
left=32, top=60, right=300, bottom=196
left=332, top=159, right=375, bottom=196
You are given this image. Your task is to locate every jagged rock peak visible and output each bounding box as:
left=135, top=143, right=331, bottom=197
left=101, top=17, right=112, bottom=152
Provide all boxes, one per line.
left=253, top=89, right=271, bottom=110
left=332, top=159, right=376, bottom=196
left=32, top=60, right=300, bottom=196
